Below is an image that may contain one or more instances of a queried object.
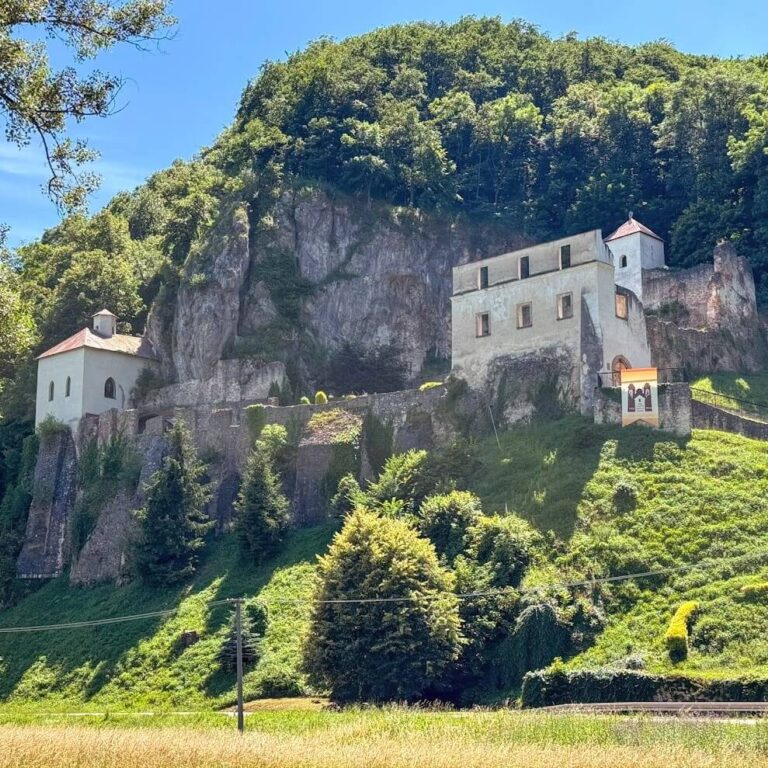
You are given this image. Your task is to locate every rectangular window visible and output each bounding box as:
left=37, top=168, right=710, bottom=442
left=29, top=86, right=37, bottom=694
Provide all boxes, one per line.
left=476, top=312, right=491, bottom=337
left=478, top=265, right=489, bottom=289
left=517, top=302, right=532, bottom=329
left=557, top=292, right=573, bottom=320
left=615, top=292, right=628, bottom=319
left=560, top=244, right=571, bottom=269
left=519, top=255, right=530, bottom=279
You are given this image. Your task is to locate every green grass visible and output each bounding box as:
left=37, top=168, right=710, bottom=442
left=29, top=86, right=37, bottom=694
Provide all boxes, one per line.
left=0, top=525, right=335, bottom=711
left=692, top=372, right=768, bottom=419
left=3, top=415, right=768, bottom=708
left=469, top=416, right=768, bottom=679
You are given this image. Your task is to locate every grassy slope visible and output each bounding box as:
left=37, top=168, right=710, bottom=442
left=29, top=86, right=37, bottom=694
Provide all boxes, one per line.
left=692, top=372, right=768, bottom=415
left=470, top=416, right=768, bottom=679
left=0, top=525, right=336, bottom=710
left=1, top=416, right=768, bottom=708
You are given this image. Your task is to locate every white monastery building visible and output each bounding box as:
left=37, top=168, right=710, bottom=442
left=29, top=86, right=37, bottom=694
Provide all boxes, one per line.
left=35, top=309, right=158, bottom=428
left=451, top=216, right=665, bottom=406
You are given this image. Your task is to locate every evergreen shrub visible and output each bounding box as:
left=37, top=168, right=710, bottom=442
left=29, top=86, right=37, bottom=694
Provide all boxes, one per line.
left=304, top=509, right=463, bottom=702
left=244, top=404, right=267, bottom=443
left=521, top=667, right=768, bottom=708
left=664, top=601, right=699, bottom=662
left=741, top=582, right=768, bottom=600
left=314, top=391, right=328, bottom=405
left=418, top=490, right=482, bottom=561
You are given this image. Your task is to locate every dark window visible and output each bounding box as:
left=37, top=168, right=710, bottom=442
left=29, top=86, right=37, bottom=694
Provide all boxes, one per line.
left=104, top=377, right=116, bottom=400
left=615, top=293, right=628, bottom=319
left=519, top=256, right=530, bottom=279
left=560, top=244, right=571, bottom=269
left=479, top=265, right=489, bottom=289
left=48, top=381, right=54, bottom=401
left=517, top=303, right=532, bottom=329
left=557, top=292, right=573, bottom=320
left=620, top=255, right=628, bottom=268
left=65, top=377, right=71, bottom=397
left=476, top=313, right=491, bottom=337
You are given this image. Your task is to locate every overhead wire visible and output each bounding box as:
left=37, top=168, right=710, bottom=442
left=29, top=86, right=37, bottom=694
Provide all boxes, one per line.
left=0, top=550, right=764, bottom=633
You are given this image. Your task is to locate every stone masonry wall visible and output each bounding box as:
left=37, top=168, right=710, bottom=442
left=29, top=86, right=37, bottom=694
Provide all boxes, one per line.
left=592, top=383, right=692, bottom=437
left=691, top=400, right=768, bottom=441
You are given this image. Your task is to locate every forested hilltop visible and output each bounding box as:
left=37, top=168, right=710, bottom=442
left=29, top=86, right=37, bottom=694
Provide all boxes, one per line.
left=3, top=17, right=768, bottom=421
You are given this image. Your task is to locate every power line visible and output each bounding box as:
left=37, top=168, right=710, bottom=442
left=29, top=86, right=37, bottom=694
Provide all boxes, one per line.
left=0, top=550, right=763, bottom=634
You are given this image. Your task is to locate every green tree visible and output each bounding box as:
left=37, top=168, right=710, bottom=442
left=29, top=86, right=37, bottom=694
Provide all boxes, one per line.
left=304, top=509, right=464, bottom=702
left=134, top=422, right=212, bottom=585
left=234, top=447, right=289, bottom=562
left=218, top=601, right=268, bottom=672
left=0, top=0, right=174, bottom=210
left=417, top=490, right=482, bottom=562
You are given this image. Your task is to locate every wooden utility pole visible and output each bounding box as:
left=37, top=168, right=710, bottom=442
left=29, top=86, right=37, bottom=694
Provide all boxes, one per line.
left=236, top=599, right=244, bottom=733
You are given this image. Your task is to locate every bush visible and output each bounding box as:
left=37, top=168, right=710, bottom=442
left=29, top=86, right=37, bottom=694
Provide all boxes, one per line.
left=417, top=490, right=482, bottom=561
left=612, top=480, right=638, bottom=513
left=521, top=666, right=768, bottom=708
left=304, top=509, right=463, bottom=702
left=740, top=582, right=768, bottom=600
left=235, top=448, right=290, bottom=562
left=314, top=391, right=328, bottom=405
left=419, top=381, right=443, bottom=391
left=466, top=514, right=540, bottom=588
left=300, top=396, right=311, bottom=405
left=664, top=601, right=699, bottom=662
left=331, top=473, right=363, bottom=516
left=244, top=404, right=267, bottom=443
left=36, top=415, right=68, bottom=444
left=363, top=449, right=435, bottom=514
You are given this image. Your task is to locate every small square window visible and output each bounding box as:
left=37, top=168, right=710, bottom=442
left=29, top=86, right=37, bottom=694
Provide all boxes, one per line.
left=557, top=292, right=573, bottom=320
left=517, top=302, right=532, bottom=329
left=478, top=265, right=489, bottom=289
left=560, top=244, right=571, bottom=269
left=476, top=312, right=491, bottom=337
left=519, top=256, right=530, bottom=279
left=615, top=292, right=628, bottom=319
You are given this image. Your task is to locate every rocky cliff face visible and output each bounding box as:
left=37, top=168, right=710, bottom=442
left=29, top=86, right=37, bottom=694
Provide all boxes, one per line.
left=147, top=189, right=525, bottom=390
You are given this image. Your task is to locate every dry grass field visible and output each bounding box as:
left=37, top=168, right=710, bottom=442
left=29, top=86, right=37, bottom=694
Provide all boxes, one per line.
left=1, top=710, right=768, bottom=768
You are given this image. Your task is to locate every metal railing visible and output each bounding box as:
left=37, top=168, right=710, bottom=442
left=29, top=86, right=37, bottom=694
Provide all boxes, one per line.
left=690, top=387, right=768, bottom=424
left=597, top=367, right=686, bottom=388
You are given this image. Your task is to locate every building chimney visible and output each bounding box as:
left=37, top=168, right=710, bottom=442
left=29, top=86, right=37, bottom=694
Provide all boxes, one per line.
left=92, top=309, right=117, bottom=338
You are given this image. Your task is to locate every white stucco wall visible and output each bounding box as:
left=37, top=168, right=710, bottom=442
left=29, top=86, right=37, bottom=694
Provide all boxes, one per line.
left=35, top=348, right=86, bottom=427
left=612, top=233, right=665, bottom=301
left=453, top=229, right=610, bottom=295
left=81, top=348, right=153, bottom=418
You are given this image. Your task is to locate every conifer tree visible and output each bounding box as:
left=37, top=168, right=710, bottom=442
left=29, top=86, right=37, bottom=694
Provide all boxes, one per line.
left=235, top=447, right=289, bottom=561
left=219, top=602, right=267, bottom=672
left=304, top=509, right=464, bottom=702
left=134, top=422, right=212, bottom=585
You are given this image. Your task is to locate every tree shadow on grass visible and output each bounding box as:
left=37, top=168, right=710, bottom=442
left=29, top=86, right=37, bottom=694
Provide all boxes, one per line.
left=0, top=524, right=337, bottom=708
left=471, top=415, right=691, bottom=542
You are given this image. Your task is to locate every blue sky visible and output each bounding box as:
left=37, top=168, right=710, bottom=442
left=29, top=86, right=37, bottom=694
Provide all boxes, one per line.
left=3, top=0, right=768, bottom=247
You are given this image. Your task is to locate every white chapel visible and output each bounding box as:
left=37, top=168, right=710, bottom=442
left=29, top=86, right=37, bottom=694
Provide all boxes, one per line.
left=35, top=310, right=158, bottom=428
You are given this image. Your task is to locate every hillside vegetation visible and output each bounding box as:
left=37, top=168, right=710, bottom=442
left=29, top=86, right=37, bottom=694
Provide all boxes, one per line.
left=0, top=417, right=767, bottom=708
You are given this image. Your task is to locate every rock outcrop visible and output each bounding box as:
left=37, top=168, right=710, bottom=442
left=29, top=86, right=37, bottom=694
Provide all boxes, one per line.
left=147, top=189, right=525, bottom=387
left=16, top=429, right=77, bottom=579
left=643, top=242, right=768, bottom=373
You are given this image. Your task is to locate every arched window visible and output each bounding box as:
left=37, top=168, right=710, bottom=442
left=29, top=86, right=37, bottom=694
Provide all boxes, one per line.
left=104, top=377, right=116, bottom=400
left=48, top=381, right=54, bottom=401
left=620, top=255, right=628, bottom=268
left=65, top=377, right=71, bottom=397
left=611, top=355, right=631, bottom=387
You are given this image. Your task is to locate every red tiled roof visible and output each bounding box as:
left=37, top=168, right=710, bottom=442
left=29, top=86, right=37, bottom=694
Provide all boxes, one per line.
left=36, top=328, right=158, bottom=361
left=605, top=217, right=663, bottom=243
